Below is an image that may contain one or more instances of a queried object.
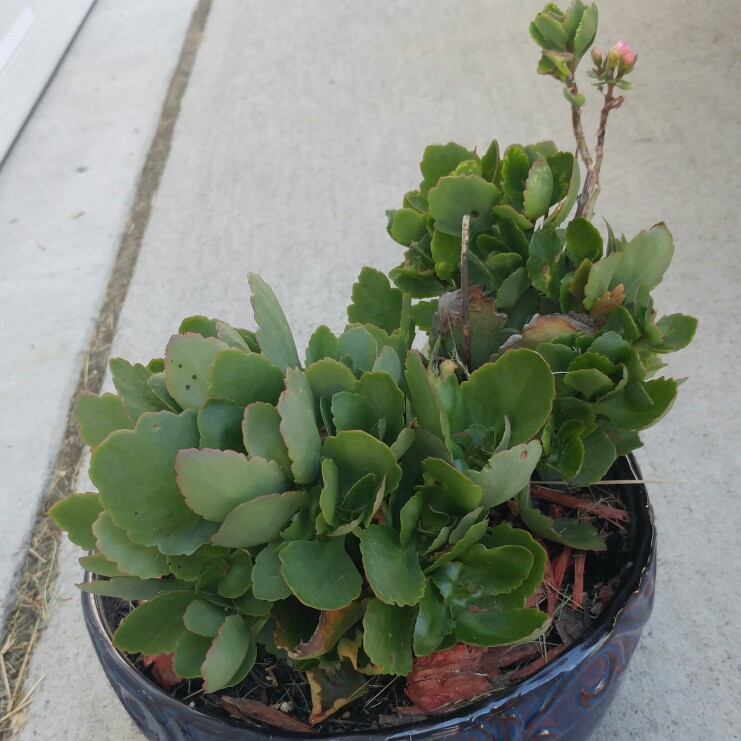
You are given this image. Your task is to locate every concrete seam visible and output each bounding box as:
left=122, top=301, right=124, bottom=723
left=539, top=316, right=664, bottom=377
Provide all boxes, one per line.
left=0, top=1, right=213, bottom=736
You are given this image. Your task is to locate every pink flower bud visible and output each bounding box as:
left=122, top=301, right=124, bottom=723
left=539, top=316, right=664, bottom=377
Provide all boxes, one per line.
left=607, top=41, right=636, bottom=72
left=591, top=47, right=603, bottom=66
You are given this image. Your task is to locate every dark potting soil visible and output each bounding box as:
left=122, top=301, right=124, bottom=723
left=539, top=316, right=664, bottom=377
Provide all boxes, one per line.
left=100, top=481, right=633, bottom=735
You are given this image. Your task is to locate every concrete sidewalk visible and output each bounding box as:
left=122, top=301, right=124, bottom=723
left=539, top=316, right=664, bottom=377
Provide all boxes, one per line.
left=5, top=0, right=741, bottom=738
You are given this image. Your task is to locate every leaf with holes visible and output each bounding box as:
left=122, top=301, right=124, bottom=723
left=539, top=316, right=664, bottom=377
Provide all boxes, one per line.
left=465, top=441, right=542, bottom=508
left=428, top=175, right=500, bottom=237
left=165, top=335, right=228, bottom=410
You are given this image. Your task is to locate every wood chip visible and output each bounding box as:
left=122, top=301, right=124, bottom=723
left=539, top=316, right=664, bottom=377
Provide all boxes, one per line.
left=220, top=695, right=318, bottom=734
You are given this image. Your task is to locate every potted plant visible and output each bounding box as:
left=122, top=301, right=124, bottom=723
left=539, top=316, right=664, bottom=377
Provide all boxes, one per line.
left=50, top=2, right=695, bottom=739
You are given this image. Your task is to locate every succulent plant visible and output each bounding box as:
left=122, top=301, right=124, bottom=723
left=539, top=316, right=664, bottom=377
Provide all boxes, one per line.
left=384, top=0, right=697, bottom=486
left=50, top=273, right=572, bottom=723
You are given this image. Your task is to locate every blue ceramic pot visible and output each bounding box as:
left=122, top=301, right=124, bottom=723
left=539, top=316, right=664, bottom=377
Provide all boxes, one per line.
left=83, top=455, right=655, bottom=741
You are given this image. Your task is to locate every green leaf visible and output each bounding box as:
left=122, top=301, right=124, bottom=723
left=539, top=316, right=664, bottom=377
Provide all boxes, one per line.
left=461, top=349, right=555, bottom=445
left=197, top=399, right=244, bottom=451
left=207, top=348, right=285, bottom=408
left=304, top=358, right=358, bottom=406
left=113, top=590, right=195, bottom=654
left=465, top=442, right=542, bottom=508
left=517, top=488, right=606, bottom=550
left=564, top=368, right=614, bottom=397
left=651, top=314, right=698, bottom=353
left=419, top=142, right=474, bottom=196
left=573, top=3, right=598, bottom=57
left=164, top=335, right=228, bottom=410
left=422, top=458, right=482, bottom=514
left=167, top=545, right=231, bottom=581
left=570, top=427, right=616, bottom=485
left=92, top=512, right=168, bottom=578
left=362, top=599, right=416, bottom=675
left=359, top=525, right=425, bottom=606
left=75, top=393, right=134, bottom=448
left=545, top=155, right=580, bottom=227
left=248, top=273, right=300, bottom=372
left=430, top=229, right=461, bottom=280
left=306, top=325, right=339, bottom=364
left=523, top=158, right=554, bottom=220
left=584, top=224, right=675, bottom=309
left=331, top=392, right=375, bottom=434
left=91, top=410, right=217, bottom=554
left=566, top=217, right=603, bottom=263
left=280, top=538, right=363, bottom=610
left=147, top=372, right=180, bottom=411
left=458, top=544, right=534, bottom=595
left=176, top=449, right=287, bottom=522
left=357, top=371, right=405, bottom=442
left=202, top=615, right=252, bottom=692
left=388, top=208, right=428, bottom=246
left=49, top=493, right=102, bottom=550
left=242, top=402, right=292, bottom=475
left=562, top=85, right=585, bottom=107
left=500, top=145, right=530, bottom=210
left=481, top=139, right=500, bottom=182
left=496, top=266, right=530, bottom=310
left=533, top=12, right=568, bottom=50
left=79, top=577, right=192, bottom=600
left=218, top=550, right=254, bottom=598
left=492, top=205, right=533, bottom=231
left=527, top=229, right=565, bottom=299
left=173, top=631, right=213, bottom=678
left=278, top=368, right=321, bottom=484
left=79, top=553, right=125, bottom=577
left=179, top=315, right=218, bottom=337
left=484, top=524, right=546, bottom=603
left=338, top=326, right=377, bottom=374
left=428, top=175, right=500, bottom=237
left=373, top=345, right=403, bottom=384
left=413, top=581, right=452, bottom=655
left=252, top=541, right=291, bottom=601
left=323, top=430, right=402, bottom=495
left=596, top=378, right=678, bottom=430
left=184, top=599, right=228, bottom=637
left=405, top=351, right=451, bottom=452
left=110, top=358, right=172, bottom=419
left=454, top=603, right=549, bottom=647
left=211, top=490, right=308, bottom=548
left=347, top=267, right=404, bottom=334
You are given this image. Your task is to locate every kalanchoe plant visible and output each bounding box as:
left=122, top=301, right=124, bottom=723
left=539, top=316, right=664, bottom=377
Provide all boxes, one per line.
left=51, top=273, right=568, bottom=724
left=384, top=0, right=697, bottom=487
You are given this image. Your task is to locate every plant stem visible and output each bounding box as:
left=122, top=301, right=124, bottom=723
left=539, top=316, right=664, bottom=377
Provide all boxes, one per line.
left=567, top=76, right=593, bottom=170
left=582, top=83, right=624, bottom=220
left=460, top=214, right=471, bottom=370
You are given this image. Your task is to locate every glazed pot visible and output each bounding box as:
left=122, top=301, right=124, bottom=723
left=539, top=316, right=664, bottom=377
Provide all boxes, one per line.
left=82, top=454, right=655, bottom=741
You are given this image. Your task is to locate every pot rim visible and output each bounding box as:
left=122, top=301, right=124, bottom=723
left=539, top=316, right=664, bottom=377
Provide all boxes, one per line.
left=82, top=453, right=654, bottom=739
